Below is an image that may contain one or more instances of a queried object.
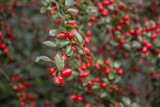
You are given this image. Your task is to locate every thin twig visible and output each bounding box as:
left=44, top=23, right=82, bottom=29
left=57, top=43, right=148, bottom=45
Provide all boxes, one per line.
left=0, top=68, right=10, bottom=81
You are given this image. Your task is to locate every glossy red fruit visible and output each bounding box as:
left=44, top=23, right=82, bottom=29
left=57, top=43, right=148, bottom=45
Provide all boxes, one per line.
left=67, top=20, right=74, bottom=26
left=83, top=47, right=91, bottom=56
left=60, top=54, right=67, bottom=61
left=90, top=16, right=95, bottom=21
left=101, top=9, right=108, bottom=16
left=86, top=62, right=92, bottom=68
left=146, top=43, right=152, bottom=48
left=104, top=60, right=110, bottom=66
left=57, top=76, right=64, bottom=86
left=79, top=72, right=89, bottom=77
left=52, top=76, right=60, bottom=86
left=100, top=82, right=107, bottom=88
left=66, top=32, right=74, bottom=39
left=141, top=46, right=147, bottom=53
left=48, top=68, right=55, bottom=76
left=72, top=45, right=76, bottom=52
left=84, top=104, right=91, bottom=107
left=79, top=65, right=86, bottom=70
left=87, top=80, right=92, bottom=88
left=97, top=3, right=103, bottom=11
left=104, top=68, right=111, bottom=74
left=49, top=10, right=54, bottom=15
left=141, top=40, right=147, bottom=46
left=93, top=77, right=99, bottom=82
left=86, top=30, right=92, bottom=37
left=123, top=15, right=129, bottom=21
left=61, top=68, right=72, bottom=77
left=95, top=63, right=100, bottom=69
left=3, top=48, right=9, bottom=55
left=77, top=95, right=83, bottom=102
left=0, top=43, right=6, bottom=49
left=102, top=0, right=110, bottom=5
left=84, top=37, right=90, bottom=44
left=150, top=33, right=157, bottom=40
left=116, top=68, right=123, bottom=75
left=70, top=94, right=77, bottom=101
left=0, top=32, right=2, bottom=38
left=56, top=32, right=66, bottom=38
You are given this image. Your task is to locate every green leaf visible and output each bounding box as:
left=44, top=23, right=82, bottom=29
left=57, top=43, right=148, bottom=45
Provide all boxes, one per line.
left=49, top=29, right=59, bottom=36
left=114, top=61, right=121, bottom=68
left=35, top=56, right=52, bottom=62
left=132, top=41, right=141, bottom=48
left=66, top=48, right=74, bottom=56
left=65, top=0, right=76, bottom=7
left=54, top=54, right=64, bottom=70
left=108, top=73, right=114, bottom=80
left=72, top=30, right=83, bottom=43
left=65, top=45, right=74, bottom=56
left=67, top=8, right=78, bottom=13
left=123, top=43, right=131, bottom=50
left=65, top=45, right=72, bottom=53
left=43, top=41, right=57, bottom=48
left=40, top=7, right=47, bottom=13
left=56, top=38, right=70, bottom=48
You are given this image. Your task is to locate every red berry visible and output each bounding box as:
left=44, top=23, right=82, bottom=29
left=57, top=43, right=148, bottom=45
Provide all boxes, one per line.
left=104, top=68, right=111, bottom=74
left=49, top=10, right=54, bottom=15
left=101, top=9, right=108, bottom=16
left=89, top=16, right=95, bottom=21
left=72, top=45, right=76, bottom=52
left=86, top=62, right=92, bottom=68
left=146, top=43, right=152, bottom=48
left=0, top=32, right=2, bottom=38
left=48, top=68, right=55, bottom=76
left=0, top=43, right=6, bottom=49
left=83, top=47, right=91, bottom=56
left=100, top=82, right=107, bottom=88
left=87, top=80, right=92, bottom=88
left=70, top=94, right=77, bottom=101
left=93, top=77, right=99, bottom=82
left=97, top=3, right=103, bottom=11
left=60, top=54, right=67, bottom=61
left=77, top=95, right=83, bottom=102
left=150, top=33, right=157, bottom=40
left=56, top=32, right=66, bottom=38
left=57, top=76, right=64, bottom=86
left=102, top=0, right=110, bottom=5
left=86, top=30, right=92, bottom=37
left=123, top=15, right=129, bottom=21
left=66, top=32, right=74, bottom=39
left=104, top=60, right=110, bottom=66
left=84, top=37, right=90, bottom=44
left=79, top=65, right=86, bottom=70
left=116, top=68, right=123, bottom=75
left=3, top=48, right=9, bottom=55
left=61, top=68, right=72, bottom=77
left=95, top=63, right=100, bottom=69
left=141, top=46, right=147, bottom=53
left=52, top=76, right=60, bottom=86
left=79, top=72, right=89, bottom=77
left=67, top=20, right=74, bottom=26
left=84, top=104, right=91, bottom=107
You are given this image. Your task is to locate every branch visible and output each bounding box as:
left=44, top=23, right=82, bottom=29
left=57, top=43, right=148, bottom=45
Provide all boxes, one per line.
left=0, top=68, right=10, bottom=81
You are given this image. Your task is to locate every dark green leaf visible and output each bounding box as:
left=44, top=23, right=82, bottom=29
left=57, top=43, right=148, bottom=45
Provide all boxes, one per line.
left=49, top=29, right=59, bottom=36
left=65, top=0, right=76, bottom=7
left=54, top=54, right=64, bottom=70
left=40, top=7, right=47, bottom=13
left=43, top=41, right=57, bottom=48
left=72, top=30, right=83, bottom=43
left=35, top=56, right=52, bottom=62
left=56, top=38, right=70, bottom=48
